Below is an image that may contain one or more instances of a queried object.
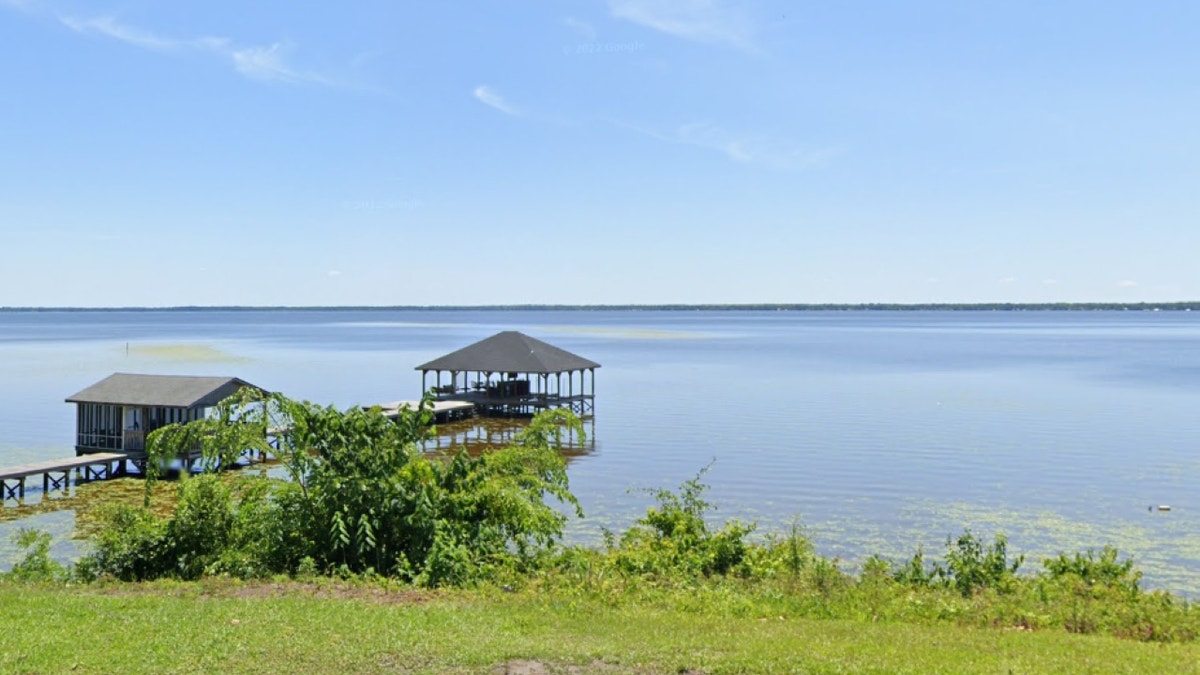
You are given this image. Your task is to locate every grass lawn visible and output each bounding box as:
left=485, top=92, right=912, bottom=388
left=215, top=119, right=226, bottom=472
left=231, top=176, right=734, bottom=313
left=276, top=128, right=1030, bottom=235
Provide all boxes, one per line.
left=2, top=581, right=1198, bottom=674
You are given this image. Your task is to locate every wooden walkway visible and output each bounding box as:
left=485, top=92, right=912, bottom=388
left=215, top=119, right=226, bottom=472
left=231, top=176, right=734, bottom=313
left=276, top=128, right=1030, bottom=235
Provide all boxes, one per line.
left=1, top=447, right=273, bottom=503
left=0, top=452, right=131, bottom=500
left=377, top=400, right=476, bottom=423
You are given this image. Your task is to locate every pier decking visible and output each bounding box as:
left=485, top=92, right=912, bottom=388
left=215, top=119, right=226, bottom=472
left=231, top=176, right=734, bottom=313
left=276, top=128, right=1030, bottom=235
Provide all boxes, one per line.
left=442, top=391, right=595, bottom=417
left=376, top=399, right=476, bottom=423
left=1, top=445, right=275, bottom=503
left=0, top=452, right=130, bottom=500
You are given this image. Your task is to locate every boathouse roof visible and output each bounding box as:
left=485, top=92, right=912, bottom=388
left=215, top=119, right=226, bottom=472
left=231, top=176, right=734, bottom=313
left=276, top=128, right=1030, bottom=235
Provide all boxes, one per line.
left=415, top=331, right=600, bottom=374
left=65, top=373, right=264, bottom=408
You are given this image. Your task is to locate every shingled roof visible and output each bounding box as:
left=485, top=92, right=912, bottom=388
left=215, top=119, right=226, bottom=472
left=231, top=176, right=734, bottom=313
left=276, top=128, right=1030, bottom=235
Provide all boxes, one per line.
left=65, top=373, right=264, bottom=408
left=415, top=331, right=600, bottom=374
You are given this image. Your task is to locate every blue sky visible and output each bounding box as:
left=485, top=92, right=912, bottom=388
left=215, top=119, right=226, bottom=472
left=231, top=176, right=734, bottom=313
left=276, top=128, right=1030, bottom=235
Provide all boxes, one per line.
left=2, top=1, right=1197, bottom=306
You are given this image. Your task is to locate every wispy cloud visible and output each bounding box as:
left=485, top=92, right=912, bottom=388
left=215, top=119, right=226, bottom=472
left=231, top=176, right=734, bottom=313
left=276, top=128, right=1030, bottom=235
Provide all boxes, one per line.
left=1117, top=280, right=1139, bottom=288
left=563, top=17, right=598, bottom=42
left=59, top=15, right=176, bottom=50
left=999, top=277, right=1017, bottom=284
left=609, top=0, right=757, bottom=52
left=0, top=0, right=36, bottom=12
left=473, top=85, right=522, bottom=117
left=622, top=120, right=836, bottom=170
left=56, top=13, right=334, bottom=85
left=229, top=43, right=329, bottom=84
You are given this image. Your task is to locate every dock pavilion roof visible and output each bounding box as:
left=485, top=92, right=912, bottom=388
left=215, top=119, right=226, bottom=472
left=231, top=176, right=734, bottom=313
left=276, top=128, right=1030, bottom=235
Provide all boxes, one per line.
left=415, top=331, right=600, bottom=374
left=65, top=373, right=265, bottom=408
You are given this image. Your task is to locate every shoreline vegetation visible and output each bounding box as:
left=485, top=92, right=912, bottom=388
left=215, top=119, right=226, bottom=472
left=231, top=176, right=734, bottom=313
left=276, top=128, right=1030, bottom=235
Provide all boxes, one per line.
left=4, top=398, right=1200, bottom=673
left=1, top=302, right=1199, bottom=312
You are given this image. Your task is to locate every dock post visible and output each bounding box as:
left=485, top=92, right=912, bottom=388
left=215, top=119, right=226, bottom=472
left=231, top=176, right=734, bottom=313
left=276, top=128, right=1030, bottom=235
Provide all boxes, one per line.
left=1, top=478, right=25, bottom=501
left=44, top=470, right=70, bottom=494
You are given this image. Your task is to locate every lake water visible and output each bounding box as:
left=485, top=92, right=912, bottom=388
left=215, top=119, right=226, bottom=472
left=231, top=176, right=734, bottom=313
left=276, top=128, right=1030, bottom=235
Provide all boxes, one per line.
left=2, top=309, right=1199, bottom=593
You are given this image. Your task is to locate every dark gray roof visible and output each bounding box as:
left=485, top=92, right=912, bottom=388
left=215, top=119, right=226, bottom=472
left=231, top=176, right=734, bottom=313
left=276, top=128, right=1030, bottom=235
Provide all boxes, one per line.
left=416, top=331, right=600, bottom=374
left=65, top=373, right=264, bottom=408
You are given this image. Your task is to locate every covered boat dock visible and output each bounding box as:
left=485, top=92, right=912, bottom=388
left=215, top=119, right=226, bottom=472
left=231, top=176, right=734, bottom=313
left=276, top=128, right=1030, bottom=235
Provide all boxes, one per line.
left=415, top=331, right=599, bottom=417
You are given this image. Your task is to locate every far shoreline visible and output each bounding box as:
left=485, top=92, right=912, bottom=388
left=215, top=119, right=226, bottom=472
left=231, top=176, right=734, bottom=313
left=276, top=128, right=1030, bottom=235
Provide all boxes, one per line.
left=1, top=302, right=1198, bottom=313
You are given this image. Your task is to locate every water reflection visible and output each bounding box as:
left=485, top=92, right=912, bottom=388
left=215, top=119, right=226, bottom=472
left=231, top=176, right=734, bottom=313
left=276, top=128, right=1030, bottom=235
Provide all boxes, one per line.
left=424, top=416, right=596, bottom=463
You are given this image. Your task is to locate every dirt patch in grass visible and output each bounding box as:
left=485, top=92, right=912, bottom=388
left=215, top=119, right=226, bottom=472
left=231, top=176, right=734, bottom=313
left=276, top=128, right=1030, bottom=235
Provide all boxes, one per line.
left=490, top=660, right=683, bottom=675
left=86, top=578, right=435, bottom=605
left=220, top=580, right=432, bottom=605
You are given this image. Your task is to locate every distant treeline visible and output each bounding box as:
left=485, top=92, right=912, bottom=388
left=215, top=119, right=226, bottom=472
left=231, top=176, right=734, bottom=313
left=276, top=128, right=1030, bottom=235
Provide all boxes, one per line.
left=2, top=302, right=1199, bottom=312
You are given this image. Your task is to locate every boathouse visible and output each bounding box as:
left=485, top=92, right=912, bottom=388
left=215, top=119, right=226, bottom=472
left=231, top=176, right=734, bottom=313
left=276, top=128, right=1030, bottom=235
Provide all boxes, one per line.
left=415, top=331, right=599, bottom=417
left=65, top=373, right=265, bottom=456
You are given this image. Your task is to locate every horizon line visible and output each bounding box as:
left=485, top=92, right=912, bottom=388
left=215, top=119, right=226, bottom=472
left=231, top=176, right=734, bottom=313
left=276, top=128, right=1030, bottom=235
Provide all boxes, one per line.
left=1, top=302, right=1198, bottom=312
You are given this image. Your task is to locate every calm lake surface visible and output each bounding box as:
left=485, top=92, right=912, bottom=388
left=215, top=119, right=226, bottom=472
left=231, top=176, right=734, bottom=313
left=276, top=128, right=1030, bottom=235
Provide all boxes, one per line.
left=2, top=309, right=1198, bottom=592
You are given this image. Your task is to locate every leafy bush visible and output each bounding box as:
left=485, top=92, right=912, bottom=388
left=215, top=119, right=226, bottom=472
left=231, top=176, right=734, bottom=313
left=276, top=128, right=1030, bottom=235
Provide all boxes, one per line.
left=84, top=393, right=584, bottom=586
left=890, top=531, right=1023, bottom=597
left=1043, top=546, right=1141, bottom=596
left=940, top=530, right=1023, bottom=597
left=77, top=474, right=272, bottom=581
left=77, top=504, right=171, bottom=581
left=3, top=529, right=65, bottom=583
left=606, top=467, right=755, bottom=579
left=893, top=547, right=937, bottom=588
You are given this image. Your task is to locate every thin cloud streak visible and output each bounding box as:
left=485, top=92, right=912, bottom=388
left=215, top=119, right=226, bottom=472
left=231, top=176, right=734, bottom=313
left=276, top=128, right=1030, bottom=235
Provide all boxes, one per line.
left=619, top=120, right=837, bottom=170
left=608, top=0, right=757, bottom=52
left=473, top=86, right=522, bottom=117
left=59, top=15, right=176, bottom=50
left=57, top=13, right=335, bottom=85
left=563, top=17, right=598, bottom=42
left=230, top=43, right=330, bottom=84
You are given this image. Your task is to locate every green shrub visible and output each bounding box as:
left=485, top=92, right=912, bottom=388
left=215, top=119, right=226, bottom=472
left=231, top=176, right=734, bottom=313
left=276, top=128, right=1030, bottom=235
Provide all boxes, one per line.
left=940, top=530, right=1023, bottom=597
left=893, top=547, right=937, bottom=588
left=76, top=504, right=171, bottom=581
left=3, top=529, right=65, bottom=583
left=891, top=531, right=1023, bottom=596
left=167, top=474, right=236, bottom=579
left=88, top=393, right=584, bottom=586
left=607, top=467, right=755, bottom=579
left=1043, top=546, right=1141, bottom=596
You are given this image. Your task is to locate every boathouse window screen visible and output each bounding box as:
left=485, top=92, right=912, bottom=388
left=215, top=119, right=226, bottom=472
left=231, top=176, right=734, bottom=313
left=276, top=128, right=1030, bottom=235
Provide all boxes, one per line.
left=75, top=404, right=205, bottom=450
left=77, top=403, right=122, bottom=450
left=144, top=407, right=195, bottom=428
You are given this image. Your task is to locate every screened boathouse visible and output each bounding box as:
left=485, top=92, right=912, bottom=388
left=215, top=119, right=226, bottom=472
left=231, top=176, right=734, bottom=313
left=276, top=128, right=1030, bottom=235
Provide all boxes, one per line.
left=66, top=373, right=264, bottom=455
left=416, top=331, right=599, bottom=417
